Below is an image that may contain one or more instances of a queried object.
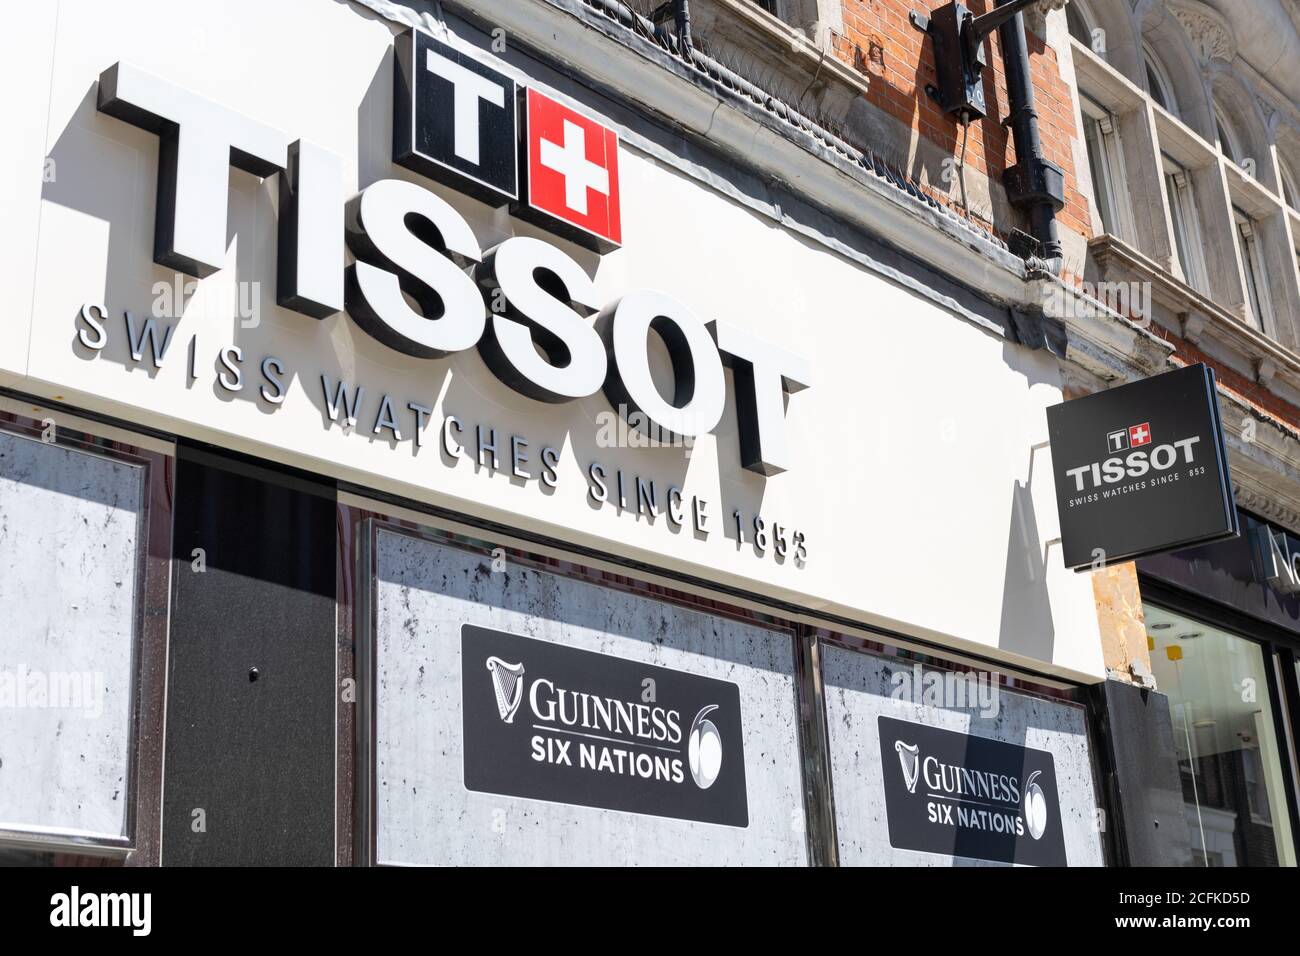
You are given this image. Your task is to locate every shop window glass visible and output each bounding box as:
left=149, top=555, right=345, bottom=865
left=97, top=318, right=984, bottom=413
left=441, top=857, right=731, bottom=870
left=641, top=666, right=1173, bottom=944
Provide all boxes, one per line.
left=0, top=428, right=144, bottom=847
left=1145, top=604, right=1297, bottom=867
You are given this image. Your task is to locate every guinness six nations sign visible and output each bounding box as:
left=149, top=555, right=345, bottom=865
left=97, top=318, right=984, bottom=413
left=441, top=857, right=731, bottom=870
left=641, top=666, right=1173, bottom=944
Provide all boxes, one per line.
left=461, top=626, right=749, bottom=827
left=879, top=717, right=1067, bottom=866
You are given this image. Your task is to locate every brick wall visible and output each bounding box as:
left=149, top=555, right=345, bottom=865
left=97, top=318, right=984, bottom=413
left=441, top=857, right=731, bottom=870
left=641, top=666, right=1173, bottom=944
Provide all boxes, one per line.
left=828, top=0, right=1091, bottom=242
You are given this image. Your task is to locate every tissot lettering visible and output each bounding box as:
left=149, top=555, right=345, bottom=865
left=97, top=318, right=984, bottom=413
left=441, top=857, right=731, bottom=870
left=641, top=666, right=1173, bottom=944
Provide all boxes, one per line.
left=462, top=625, right=748, bottom=826
left=344, top=178, right=485, bottom=358
left=92, top=34, right=811, bottom=481
left=476, top=236, right=606, bottom=402
left=1063, top=435, right=1201, bottom=491
left=598, top=290, right=726, bottom=441
left=277, top=139, right=345, bottom=318
left=97, top=62, right=333, bottom=307
left=708, top=320, right=813, bottom=476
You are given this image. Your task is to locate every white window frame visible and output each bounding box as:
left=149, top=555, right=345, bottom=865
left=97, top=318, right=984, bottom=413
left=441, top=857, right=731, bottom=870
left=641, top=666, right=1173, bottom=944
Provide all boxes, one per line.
left=1162, top=155, right=1209, bottom=294
left=1234, top=207, right=1275, bottom=335
left=1080, top=94, right=1136, bottom=242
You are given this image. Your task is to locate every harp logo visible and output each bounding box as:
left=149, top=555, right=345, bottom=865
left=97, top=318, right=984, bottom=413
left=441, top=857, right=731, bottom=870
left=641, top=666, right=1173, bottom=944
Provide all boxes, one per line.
left=486, top=656, right=526, bottom=723
left=895, top=740, right=921, bottom=793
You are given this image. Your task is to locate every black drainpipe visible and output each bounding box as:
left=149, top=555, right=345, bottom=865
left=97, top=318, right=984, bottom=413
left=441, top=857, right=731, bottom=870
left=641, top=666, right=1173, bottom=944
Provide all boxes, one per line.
left=674, top=0, right=693, bottom=55
left=996, top=0, right=1065, bottom=273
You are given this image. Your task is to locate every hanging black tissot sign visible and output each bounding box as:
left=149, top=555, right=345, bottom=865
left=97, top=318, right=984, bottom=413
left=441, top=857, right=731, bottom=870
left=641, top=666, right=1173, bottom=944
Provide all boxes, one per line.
left=1046, top=363, right=1238, bottom=571
left=879, top=716, right=1068, bottom=866
left=461, top=625, right=749, bottom=827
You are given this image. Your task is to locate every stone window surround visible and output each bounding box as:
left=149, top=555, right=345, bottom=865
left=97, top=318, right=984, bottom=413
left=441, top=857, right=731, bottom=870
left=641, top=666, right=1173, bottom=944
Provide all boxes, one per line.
left=1071, top=36, right=1300, bottom=368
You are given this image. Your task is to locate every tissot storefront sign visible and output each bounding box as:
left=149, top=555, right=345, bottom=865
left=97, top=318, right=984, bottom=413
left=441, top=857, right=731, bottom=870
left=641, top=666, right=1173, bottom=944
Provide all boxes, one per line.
left=91, top=27, right=810, bottom=477
left=461, top=625, right=749, bottom=827
left=878, top=716, right=1067, bottom=866
left=1047, top=364, right=1237, bottom=571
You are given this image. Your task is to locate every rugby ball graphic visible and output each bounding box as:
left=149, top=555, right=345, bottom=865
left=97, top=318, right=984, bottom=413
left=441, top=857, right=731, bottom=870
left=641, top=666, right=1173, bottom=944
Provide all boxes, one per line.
left=1024, top=770, right=1048, bottom=840
left=688, top=704, right=723, bottom=789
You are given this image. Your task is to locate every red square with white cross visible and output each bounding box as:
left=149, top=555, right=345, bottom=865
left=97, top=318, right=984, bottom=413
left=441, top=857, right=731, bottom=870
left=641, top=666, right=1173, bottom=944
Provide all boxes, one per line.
left=520, top=88, right=621, bottom=252
left=1129, top=422, right=1152, bottom=447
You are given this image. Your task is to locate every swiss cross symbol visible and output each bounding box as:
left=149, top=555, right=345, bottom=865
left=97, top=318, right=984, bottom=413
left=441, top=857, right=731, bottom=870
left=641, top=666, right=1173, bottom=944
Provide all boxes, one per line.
left=1129, top=422, right=1152, bottom=446
left=521, top=88, right=621, bottom=251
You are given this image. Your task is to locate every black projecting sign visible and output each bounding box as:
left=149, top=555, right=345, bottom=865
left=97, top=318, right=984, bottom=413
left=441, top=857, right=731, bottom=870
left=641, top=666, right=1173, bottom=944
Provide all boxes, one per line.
left=1046, top=363, right=1237, bottom=571
left=879, top=716, right=1068, bottom=866
left=393, top=28, right=519, bottom=203
left=461, top=624, right=749, bottom=827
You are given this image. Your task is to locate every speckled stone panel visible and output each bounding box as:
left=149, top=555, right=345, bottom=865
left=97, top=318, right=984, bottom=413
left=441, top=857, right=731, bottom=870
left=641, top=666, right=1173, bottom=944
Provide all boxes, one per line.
left=372, top=528, right=808, bottom=865
left=0, top=431, right=143, bottom=840
left=822, top=646, right=1105, bottom=866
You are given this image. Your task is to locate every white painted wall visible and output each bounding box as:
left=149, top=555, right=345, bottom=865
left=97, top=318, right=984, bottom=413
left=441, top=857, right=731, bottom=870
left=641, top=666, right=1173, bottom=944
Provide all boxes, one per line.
left=0, top=0, right=1105, bottom=680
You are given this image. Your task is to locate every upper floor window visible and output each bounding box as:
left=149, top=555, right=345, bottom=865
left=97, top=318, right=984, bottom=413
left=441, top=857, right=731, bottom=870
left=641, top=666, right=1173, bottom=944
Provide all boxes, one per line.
left=1080, top=94, right=1133, bottom=241
left=1144, top=43, right=1178, bottom=117
left=1280, top=158, right=1299, bottom=210
left=1234, top=207, right=1274, bottom=334
left=1067, top=1, right=1098, bottom=51
left=1163, top=155, right=1208, bottom=294
left=1214, top=105, right=1245, bottom=165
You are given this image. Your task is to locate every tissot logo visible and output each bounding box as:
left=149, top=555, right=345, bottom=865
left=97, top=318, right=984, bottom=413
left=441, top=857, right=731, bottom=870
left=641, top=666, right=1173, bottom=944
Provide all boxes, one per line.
left=93, top=28, right=812, bottom=478
left=879, top=717, right=1067, bottom=865
left=1046, top=365, right=1237, bottom=570
left=1105, top=421, right=1152, bottom=453
left=462, top=625, right=748, bottom=826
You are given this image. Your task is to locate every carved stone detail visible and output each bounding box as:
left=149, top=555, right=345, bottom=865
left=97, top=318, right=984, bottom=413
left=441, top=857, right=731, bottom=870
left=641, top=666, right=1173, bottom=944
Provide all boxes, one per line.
left=1168, top=1, right=1235, bottom=64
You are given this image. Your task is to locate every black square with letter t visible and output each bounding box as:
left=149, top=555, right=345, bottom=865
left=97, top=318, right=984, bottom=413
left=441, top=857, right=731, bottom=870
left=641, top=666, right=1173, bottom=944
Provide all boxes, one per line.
left=393, top=28, right=519, bottom=204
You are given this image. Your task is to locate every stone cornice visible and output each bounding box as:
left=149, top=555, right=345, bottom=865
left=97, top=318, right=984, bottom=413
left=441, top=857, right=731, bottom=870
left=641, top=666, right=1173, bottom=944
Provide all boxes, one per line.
left=1090, top=235, right=1300, bottom=405
left=1220, top=385, right=1300, bottom=532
